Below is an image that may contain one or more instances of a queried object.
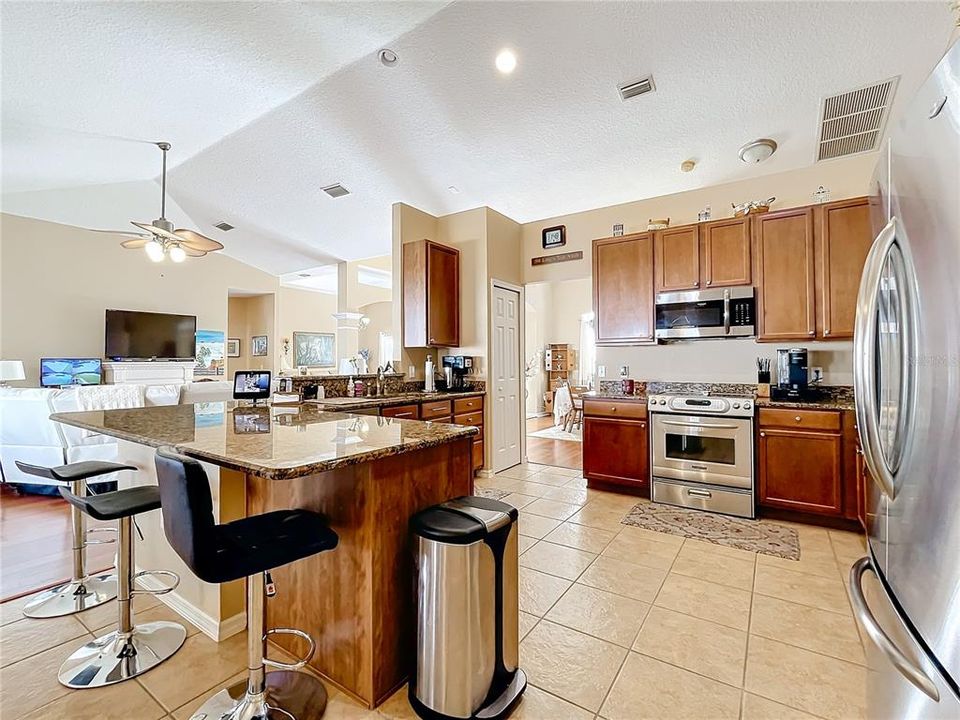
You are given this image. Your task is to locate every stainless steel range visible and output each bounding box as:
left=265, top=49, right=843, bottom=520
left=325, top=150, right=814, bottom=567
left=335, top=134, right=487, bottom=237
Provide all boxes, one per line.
left=647, top=393, right=755, bottom=518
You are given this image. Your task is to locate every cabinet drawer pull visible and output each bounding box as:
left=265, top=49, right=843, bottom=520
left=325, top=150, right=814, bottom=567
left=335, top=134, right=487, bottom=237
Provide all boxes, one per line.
left=760, top=431, right=766, bottom=437
left=795, top=416, right=802, bottom=422
left=687, top=488, right=712, bottom=498
left=396, top=412, right=413, bottom=418
left=610, top=407, right=617, bottom=412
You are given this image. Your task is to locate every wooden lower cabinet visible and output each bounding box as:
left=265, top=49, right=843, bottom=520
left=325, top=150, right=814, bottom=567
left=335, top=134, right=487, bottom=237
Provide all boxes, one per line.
left=452, top=396, right=485, bottom=472
left=583, top=413, right=649, bottom=494
left=381, top=404, right=419, bottom=419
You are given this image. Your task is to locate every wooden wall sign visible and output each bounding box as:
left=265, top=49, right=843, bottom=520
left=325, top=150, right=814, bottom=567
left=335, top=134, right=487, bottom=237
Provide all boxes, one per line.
left=531, top=251, right=583, bottom=266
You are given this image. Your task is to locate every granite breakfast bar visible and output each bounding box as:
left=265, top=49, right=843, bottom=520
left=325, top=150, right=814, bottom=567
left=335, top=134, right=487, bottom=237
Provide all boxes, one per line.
left=50, top=402, right=478, bottom=709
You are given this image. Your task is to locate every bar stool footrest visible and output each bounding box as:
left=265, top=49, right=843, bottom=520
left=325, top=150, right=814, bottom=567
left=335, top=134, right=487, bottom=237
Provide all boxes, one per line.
left=84, top=527, right=118, bottom=546
left=263, top=628, right=316, bottom=670
left=132, top=569, right=180, bottom=596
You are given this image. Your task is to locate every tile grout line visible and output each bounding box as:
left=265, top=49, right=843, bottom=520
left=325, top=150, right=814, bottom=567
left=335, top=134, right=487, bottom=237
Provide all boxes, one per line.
left=740, top=556, right=757, bottom=720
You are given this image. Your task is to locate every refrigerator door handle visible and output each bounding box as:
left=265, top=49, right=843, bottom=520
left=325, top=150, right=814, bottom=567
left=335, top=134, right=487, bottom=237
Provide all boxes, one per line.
left=849, top=557, right=940, bottom=701
left=854, top=217, right=899, bottom=500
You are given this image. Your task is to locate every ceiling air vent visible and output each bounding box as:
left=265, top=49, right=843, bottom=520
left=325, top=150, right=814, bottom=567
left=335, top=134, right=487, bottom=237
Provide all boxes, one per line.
left=618, top=75, right=655, bottom=102
left=321, top=183, right=350, bottom=198
left=816, top=77, right=898, bottom=161
left=213, top=221, right=234, bottom=232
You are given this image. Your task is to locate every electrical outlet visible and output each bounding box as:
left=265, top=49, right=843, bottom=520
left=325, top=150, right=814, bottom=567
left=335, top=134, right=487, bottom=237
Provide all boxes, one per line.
left=597, top=365, right=606, bottom=378
left=811, top=366, right=823, bottom=383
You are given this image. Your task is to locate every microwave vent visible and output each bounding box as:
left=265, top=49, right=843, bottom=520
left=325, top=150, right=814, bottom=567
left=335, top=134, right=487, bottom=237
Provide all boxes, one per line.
left=618, top=75, right=655, bottom=102
left=816, top=77, right=897, bottom=161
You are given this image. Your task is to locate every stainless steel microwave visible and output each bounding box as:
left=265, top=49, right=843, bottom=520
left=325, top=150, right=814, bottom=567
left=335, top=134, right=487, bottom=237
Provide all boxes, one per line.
left=654, top=286, right=755, bottom=340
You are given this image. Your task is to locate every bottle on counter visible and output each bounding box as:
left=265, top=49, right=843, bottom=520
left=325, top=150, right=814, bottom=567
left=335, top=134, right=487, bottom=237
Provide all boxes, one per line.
left=424, top=355, right=435, bottom=392
left=347, top=376, right=355, bottom=397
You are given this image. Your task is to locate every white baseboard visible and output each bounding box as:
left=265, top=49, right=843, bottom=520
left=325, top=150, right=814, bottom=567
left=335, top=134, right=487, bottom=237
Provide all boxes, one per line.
left=136, top=567, right=246, bottom=641
left=474, top=469, right=494, bottom=479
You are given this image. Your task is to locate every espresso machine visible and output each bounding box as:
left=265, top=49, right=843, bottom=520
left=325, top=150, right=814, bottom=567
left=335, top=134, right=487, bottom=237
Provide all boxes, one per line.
left=772, top=348, right=821, bottom=401
left=441, top=355, right=473, bottom=391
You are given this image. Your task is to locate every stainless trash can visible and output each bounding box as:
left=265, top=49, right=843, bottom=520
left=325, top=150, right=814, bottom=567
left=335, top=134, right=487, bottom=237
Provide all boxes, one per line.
left=409, top=496, right=527, bottom=720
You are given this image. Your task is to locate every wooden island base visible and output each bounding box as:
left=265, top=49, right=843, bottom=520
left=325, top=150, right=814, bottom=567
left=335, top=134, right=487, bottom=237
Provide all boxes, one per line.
left=245, top=436, right=474, bottom=709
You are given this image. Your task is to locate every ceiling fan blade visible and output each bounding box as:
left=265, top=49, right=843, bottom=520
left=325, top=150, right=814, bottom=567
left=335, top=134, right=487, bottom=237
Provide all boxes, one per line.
left=173, top=229, right=224, bottom=252
left=120, top=237, right=152, bottom=249
left=85, top=228, right=149, bottom=238
left=182, top=246, right=207, bottom=257
left=132, top=220, right=180, bottom=244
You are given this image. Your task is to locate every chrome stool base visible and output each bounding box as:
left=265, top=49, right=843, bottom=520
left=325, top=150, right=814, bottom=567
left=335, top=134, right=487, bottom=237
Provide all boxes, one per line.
left=188, top=671, right=328, bottom=720
left=22, top=573, right=117, bottom=618
left=58, top=621, right=186, bottom=688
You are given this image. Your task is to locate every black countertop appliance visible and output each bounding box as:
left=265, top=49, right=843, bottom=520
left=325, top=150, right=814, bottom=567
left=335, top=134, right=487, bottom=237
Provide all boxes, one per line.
left=442, top=355, right=473, bottom=391
left=772, top=347, right=822, bottom=401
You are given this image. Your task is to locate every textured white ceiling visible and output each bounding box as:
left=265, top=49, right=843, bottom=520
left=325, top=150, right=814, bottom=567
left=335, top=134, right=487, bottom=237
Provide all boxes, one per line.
left=1, top=1, right=952, bottom=275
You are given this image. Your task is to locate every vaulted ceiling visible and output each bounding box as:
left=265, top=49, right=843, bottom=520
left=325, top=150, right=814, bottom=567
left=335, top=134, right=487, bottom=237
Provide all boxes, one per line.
left=1, top=1, right=952, bottom=275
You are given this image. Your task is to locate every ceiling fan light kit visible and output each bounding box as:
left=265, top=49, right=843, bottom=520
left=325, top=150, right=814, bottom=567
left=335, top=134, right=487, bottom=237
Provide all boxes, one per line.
left=119, top=141, right=225, bottom=262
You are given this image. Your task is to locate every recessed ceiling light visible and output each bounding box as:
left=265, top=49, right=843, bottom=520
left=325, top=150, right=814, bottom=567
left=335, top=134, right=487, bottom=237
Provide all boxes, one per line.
left=378, top=48, right=399, bottom=67
left=448, top=185, right=461, bottom=194
left=739, top=138, right=778, bottom=164
left=495, top=49, right=517, bottom=75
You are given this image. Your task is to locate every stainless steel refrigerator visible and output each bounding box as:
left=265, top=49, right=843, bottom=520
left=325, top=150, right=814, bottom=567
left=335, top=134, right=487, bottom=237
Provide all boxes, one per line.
left=851, top=39, right=960, bottom=718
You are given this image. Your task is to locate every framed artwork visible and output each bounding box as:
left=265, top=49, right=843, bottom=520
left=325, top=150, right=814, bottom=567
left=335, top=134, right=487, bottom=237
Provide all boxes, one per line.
left=293, top=331, right=335, bottom=368
left=226, top=338, right=241, bottom=358
left=542, top=225, right=566, bottom=249
left=251, top=335, right=268, bottom=357
left=194, top=330, right=225, bottom=376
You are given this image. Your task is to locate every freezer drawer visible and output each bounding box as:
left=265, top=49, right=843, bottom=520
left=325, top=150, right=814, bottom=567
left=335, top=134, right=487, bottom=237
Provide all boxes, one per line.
left=850, top=557, right=960, bottom=719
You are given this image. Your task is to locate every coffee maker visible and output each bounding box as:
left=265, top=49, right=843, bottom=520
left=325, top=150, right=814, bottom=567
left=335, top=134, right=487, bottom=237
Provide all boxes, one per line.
left=772, top=348, right=820, bottom=401
left=441, top=355, right=473, bottom=391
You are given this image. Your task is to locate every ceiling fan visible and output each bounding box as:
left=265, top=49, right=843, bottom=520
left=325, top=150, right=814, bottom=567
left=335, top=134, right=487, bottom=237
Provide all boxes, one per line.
left=110, top=141, right=224, bottom=263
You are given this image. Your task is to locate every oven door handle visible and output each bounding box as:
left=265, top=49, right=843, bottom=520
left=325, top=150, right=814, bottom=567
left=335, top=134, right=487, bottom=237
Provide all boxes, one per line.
left=659, top=419, right=740, bottom=430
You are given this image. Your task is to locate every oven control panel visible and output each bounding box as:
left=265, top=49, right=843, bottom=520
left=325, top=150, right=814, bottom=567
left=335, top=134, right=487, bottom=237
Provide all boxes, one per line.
left=647, top=394, right=754, bottom=418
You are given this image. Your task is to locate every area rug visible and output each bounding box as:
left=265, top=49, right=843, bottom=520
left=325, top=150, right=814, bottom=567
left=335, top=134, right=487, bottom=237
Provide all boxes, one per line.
left=621, top=501, right=801, bottom=560
left=528, top=425, right=582, bottom=442
left=474, top=487, right=511, bottom=501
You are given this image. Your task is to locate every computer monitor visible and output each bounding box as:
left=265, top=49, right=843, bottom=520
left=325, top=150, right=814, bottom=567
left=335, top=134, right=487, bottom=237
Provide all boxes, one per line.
left=233, top=370, right=271, bottom=401
left=40, top=358, right=102, bottom=387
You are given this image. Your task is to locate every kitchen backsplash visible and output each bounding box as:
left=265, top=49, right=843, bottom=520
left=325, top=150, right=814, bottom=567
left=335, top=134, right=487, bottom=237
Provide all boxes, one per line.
left=288, top=373, right=485, bottom=398
left=597, top=378, right=854, bottom=404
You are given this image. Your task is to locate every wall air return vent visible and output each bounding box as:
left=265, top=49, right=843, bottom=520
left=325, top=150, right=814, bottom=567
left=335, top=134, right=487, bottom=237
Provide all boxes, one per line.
left=816, top=77, right=898, bottom=161
left=213, top=221, right=235, bottom=231
left=618, top=75, right=655, bottom=102
left=321, top=183, right=350, bottom=198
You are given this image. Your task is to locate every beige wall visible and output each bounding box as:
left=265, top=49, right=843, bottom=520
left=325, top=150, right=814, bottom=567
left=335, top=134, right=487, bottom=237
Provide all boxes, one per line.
left=1, top=213, right=277, bottom=385
left=357, top=300, right=393, bottom=369
left=226, top=294, right=277, bottom=376
left=520, top=152, right=878, bottom=285
left=391, top=203, right=437, bottom=378
left=524, top=283, right=549, bottom=414
left=276, top=287, right=338, bottom=370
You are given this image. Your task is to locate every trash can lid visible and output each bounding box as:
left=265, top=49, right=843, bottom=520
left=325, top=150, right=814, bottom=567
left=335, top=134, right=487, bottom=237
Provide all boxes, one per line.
left=411, top=496, right=518, bottom=545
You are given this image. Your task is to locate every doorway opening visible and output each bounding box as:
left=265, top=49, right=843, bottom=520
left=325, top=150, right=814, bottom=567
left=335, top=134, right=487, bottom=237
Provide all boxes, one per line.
left=523, top=278, right=594, bottom=470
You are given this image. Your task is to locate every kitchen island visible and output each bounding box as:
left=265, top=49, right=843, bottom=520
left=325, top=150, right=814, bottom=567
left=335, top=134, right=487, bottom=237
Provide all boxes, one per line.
left=50, top=402, right=478, bottom=709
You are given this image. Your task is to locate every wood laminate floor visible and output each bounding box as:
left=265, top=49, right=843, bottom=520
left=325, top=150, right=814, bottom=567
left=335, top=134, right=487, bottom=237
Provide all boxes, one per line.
left=526, top=416, right=582, bottom=470
left=0, top=484, right=114, bottom=601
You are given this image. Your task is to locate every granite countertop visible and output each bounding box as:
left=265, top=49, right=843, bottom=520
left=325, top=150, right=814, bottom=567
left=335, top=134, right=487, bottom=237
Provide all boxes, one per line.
left=304, top=389, right=485, bottom=412
left=50, top=402, right=478, bottom=481
left=581, top=391, right=648, bottom=402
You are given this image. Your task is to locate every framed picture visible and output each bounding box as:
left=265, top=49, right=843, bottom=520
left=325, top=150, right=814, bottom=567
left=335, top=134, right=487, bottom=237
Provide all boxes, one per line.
left=293, top=331, right=335, bottom=368
left=542, top=225, right=566, bottom=249
left=194, top=330, right=225, bottom=376
left=226, top=338, right=241, bottom=358
left=251, top=335, right=268, bottom=357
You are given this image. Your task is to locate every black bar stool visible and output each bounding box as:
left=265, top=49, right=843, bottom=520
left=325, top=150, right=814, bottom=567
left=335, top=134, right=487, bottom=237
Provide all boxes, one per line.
left=57, top=482, right=186, bottom=688
left=15, top=460, right=132, bottom=618
left=154, top=447, right=339, bottom=720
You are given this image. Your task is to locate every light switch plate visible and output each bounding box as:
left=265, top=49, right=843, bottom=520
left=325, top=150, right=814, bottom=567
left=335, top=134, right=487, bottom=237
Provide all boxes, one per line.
left=619, top=365, right=630, bottom=377
left=597, top=365, right=606, bottom=378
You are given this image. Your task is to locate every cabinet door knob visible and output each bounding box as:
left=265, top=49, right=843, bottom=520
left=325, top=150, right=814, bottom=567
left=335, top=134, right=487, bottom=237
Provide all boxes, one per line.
left=824, top=329, right=830, bottom=336
left=610, top=407, right=617, bottom=412
left=760, top=431, right=766, bottom=437
left=706, top=280, right=712, bottom=285
left=429, top=337, right=435, bottom=343
left=639, top=422, right=646, bottom=428
left=795, top=416, right=802, bottom=422
left=808, top=331, right=815, bottom=336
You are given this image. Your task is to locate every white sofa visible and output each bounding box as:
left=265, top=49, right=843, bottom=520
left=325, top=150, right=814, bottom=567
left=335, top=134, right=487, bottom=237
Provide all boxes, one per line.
left=0, top=381, right=232, bottom=489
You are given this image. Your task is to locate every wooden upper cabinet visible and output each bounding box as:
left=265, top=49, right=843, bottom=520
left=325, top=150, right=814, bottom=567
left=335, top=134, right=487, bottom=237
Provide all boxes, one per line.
left=654, top=225, right=700, bottom=292
left=754, top=207, right=817, bottom=341
left=593, top=232, right=655, bottom=345
left=402, top=239, right=460, bottom=348
left=701, top=217, right=751, bottom=288
left=816, top=198, right=873, bottom=339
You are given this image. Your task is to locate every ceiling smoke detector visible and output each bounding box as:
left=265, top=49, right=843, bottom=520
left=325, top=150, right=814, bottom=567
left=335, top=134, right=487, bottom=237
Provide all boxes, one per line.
left=213, top=221, right=235, bottom=232
left=618, top=75, right=655, bottom=102
left=680, top=160, right=696, bottom=173
left=738, top=138, right=778, bottom=164
left=378, top=48, right=399, bottom=67
left=321, top=183, right=350, bottom=198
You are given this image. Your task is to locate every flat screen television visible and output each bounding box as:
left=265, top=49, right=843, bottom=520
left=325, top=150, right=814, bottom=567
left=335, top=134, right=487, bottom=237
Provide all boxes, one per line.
left=105, top=309, right=197, bottom=361
left=40, top=358, right=102, bottom=387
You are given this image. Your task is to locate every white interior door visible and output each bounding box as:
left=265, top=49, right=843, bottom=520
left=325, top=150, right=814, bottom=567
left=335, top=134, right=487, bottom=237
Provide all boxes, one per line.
left=492, top=285, right=522, bottom=472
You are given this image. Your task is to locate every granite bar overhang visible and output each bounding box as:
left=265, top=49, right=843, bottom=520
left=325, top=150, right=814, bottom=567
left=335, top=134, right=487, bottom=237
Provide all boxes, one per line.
left=50, top=402, right=478, bottom=481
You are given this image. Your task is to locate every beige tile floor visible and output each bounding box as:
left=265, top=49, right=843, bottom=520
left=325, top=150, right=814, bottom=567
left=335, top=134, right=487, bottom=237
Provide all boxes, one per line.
left=0, top=462, right=869, bottom=720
